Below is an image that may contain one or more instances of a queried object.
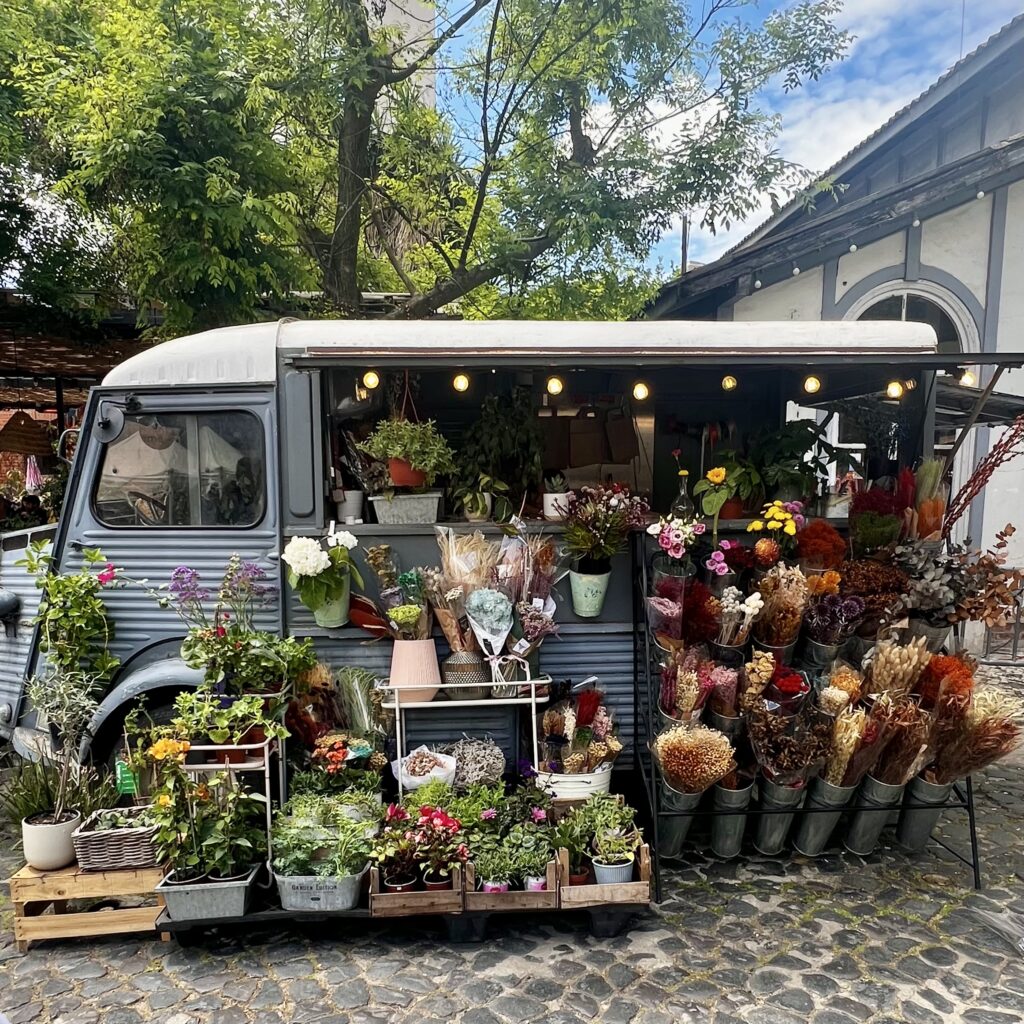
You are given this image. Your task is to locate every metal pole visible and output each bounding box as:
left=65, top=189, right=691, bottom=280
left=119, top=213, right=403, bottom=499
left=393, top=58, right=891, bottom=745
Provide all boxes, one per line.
left=941, top=366, right=1005, bottom=477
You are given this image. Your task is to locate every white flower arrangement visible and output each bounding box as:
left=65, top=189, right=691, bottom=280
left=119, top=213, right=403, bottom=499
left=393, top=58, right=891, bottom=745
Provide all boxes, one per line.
left=715, top=586, right=763, bottom=646
left=282, top=532, right=363, bottom=618
left=282, top=536, right=331, bottom=578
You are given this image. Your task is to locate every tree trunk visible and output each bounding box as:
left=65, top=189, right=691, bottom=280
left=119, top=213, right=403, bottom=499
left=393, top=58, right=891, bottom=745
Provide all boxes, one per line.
left=324, top=85, right=378, bottom=313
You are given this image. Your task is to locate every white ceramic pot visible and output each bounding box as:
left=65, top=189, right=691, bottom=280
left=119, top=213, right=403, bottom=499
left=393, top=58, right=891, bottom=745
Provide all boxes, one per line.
left=569, top=569, right=611, bottom=618
left=334, top=489, right=363, bottom=522
left=524, top=875, right=547, bottom=891
left=23, top=810, right=82, bottom=871
left=542, top=493, right=569, bottom=521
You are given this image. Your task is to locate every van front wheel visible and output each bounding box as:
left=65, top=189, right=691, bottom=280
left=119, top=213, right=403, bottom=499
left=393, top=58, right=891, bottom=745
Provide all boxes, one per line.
left=91, top=696, right=182, bottom=771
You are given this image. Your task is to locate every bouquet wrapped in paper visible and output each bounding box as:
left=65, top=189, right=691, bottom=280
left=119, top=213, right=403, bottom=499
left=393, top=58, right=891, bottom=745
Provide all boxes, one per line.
left=539, top=684, right=622, bottom=774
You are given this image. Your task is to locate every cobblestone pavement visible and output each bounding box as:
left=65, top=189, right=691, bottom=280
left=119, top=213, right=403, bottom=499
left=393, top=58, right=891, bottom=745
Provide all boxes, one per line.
left=2, top=666, right=1024, bottom=1024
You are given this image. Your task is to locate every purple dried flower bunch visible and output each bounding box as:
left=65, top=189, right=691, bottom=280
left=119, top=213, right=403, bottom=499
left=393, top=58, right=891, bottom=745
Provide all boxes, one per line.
left=804, top=593, right=865, bottom=646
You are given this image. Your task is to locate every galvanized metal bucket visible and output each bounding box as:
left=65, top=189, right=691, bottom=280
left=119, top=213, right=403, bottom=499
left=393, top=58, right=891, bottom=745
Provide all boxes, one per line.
left=704, top=708, right=745, bottom=741
left=895, top=774, right=954, bottom=852
left=798, top=637, right=840, bottom=674
left=792, top=776, right=856, bottom=857
left=844, top=775, right=906, bottom=856
left=710, top=781, right=753, bottom=859
left=658, top=777, right=702, bottom=860
left=753, top=777, right=805, bottom=856
left=903, top=616, right=952, bottom=654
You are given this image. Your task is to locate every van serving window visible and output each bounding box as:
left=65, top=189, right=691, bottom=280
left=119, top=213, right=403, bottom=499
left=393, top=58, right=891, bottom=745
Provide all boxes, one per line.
left=93, top=411, right=265, bottom=528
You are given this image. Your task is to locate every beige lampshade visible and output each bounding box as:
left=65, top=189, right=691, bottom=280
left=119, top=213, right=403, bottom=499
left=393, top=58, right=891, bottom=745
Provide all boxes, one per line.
left=389, top=639, right=441, bottom=703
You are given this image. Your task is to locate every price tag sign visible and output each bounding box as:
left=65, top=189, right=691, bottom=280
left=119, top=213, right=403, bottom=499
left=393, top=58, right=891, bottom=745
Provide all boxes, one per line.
left=115, top=759, right=138, bottom=796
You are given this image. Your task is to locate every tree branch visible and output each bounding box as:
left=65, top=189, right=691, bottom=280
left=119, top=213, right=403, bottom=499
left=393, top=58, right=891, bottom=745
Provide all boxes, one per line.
left=384, top=0, right=495, bottom=85
left=369, top=207, right=419, bottom=294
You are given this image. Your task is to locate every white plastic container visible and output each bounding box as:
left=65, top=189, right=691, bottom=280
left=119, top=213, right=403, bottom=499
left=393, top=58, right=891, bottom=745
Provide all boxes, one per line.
left=534, top=767, right=612, bottom=799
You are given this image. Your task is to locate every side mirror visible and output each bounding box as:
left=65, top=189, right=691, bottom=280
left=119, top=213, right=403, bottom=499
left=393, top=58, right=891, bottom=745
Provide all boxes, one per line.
left=57, top=427, right=80, bottom=464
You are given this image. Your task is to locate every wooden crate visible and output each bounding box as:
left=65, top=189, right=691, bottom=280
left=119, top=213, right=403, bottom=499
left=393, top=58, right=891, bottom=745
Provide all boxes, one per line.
left=464, top=858, right=559, bottom=912
left=8, top=862, right=169, bottom=953
left=368, top=865, right=463, bottom=918
left=557, top=845, right=652, bottom=910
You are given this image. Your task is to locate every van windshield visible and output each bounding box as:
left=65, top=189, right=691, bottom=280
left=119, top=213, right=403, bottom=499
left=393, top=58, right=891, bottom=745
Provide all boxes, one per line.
left=93, top=411, right=265, bottom=528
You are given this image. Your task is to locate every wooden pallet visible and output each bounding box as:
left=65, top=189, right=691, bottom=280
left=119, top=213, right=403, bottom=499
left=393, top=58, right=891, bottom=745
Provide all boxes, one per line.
left=368, top=864, right=463, bottom=918
left=557, top=845, right=652, bottom=910
left=8, top=862, right=169, bottom=953
left=464, top=858, right=559, bottom=912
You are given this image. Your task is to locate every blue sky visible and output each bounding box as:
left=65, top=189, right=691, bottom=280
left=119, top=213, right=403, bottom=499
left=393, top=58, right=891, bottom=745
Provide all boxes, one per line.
left=653, top=0, right=1024, bottom=272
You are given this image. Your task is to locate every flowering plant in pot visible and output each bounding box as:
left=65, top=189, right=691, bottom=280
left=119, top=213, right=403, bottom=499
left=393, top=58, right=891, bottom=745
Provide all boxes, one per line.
left=746, top=500, right=805, bottom=555
left=692, top=466, right=737, bottom=544
left=413, top=806, right=469, bottom=889
left=283, top=528, right=363, bottom=628
left=563, top=485, right=649, bottom=618
left=370, top=804, right=421, bottom=891
left=358, top=418, right=456, bottom=489
left=21, top=669, right=100, bottom=870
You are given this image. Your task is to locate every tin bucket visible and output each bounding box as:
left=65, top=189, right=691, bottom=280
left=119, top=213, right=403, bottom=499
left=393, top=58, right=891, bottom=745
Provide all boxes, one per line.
left=710, top=782, right=753, bottom=859
left=658, top=777, right=702, bottom=860
left=753, top=776, right=805, bottom=856
left=895, top=775, right=954, bottom=852
left=704, top=708, right=745, bottom=741
left=844, top=775, right=906, bottom=856
left=792, top=776, right=856, bottom=857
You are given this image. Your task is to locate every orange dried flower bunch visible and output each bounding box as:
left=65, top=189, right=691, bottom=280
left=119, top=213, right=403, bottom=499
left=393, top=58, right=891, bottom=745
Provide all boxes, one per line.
left=807, top=570, right=841, bottom=596
left=828, top=664, right=863, bottom=704
left=653, top=725, right=735, bottom=794
left=915, top=653, right=975, bottom=709
left=796, top=519, right=847, bottom=570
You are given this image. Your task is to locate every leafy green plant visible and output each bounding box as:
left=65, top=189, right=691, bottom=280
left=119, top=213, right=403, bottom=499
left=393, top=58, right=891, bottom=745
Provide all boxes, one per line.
left=452, top=473, right=510, bottom=521
left=592, top=827, right=641, bottom=865
left=401, top=778, right=455, bottom=811
left=458, top=392, right=544, bottom=510
left=505, top=823, right=553, bottom=879
left=272, top=812, right=371, bottom=877
left=370, top=830, right=419, bottom=882
left=169, top=689, right=287, bottom=745
left=475, top=846, right=515, bottom=885
left=716, top=450, right=764, bottom=508
left=749, top=420, right=837, bottom=500
left=18, top=541, right=120, bottom=681
left=89, top=806, right=156, bottom=831
left=552, top=812, right=591, bottom=873
left=358, top=419, right=456, bottom=486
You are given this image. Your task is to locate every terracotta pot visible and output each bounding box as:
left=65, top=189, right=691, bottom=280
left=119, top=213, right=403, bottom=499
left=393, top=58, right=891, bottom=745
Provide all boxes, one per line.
left=388, top=458, right=426, bottom=488
left=383, top=875, right=418, bottom=893
left=720, top=496, right=744, bottom=519
left=568, top=869, right=591, bottom=886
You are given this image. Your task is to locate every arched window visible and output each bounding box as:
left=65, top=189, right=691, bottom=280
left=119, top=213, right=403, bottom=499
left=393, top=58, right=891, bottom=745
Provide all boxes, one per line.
left=857, top=293, right=962, bottom=353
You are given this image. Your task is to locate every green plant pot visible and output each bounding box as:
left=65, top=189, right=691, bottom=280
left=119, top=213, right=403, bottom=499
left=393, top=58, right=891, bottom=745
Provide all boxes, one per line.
left=312, top=578, right=351, bottom=628
left=570, top=569, right=611, bottom=618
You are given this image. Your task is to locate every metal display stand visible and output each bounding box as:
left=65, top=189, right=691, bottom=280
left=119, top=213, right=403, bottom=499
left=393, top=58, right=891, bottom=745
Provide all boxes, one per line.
left=384, top=680, right=543, bottom=797
left=630, top=532, right=984, bottom=902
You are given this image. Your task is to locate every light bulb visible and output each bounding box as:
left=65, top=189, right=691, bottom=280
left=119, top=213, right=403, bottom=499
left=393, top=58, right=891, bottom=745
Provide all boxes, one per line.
left=546, top=375, right=564, bottom=396
left=886, top=380, right=905, bottom=400
left=362, top=370, right=380, bottom=390
left=960, top=369, right=977, bottom=387
left=721, top=375, right=738, bottom=392
left=803, top=375, right=822, bottom=395
left=452, top=373, right=470, bottom=392
left=849, top=243, right=858, bottom=252
left=632, top=381, right=650, bottom=401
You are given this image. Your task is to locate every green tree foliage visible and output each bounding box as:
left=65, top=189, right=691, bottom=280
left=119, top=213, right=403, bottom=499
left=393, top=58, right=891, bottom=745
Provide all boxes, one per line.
left=3, top=0, right=848, bottom=328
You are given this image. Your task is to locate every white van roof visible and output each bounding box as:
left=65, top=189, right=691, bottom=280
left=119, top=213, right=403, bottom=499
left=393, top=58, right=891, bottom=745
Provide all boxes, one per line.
left=102, top=318, right=937, bottom=387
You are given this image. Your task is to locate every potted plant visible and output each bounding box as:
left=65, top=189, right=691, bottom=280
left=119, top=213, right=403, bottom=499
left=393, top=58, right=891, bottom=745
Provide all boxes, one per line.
left=505, top=823, right=553, bottom=891
left=413, top=805, right=468, bottom=890
left=358, top=418, right=454, bottom=522
left=749, top=420, right=836, bottom=503
left=591, top=827, right=641, bottom=884
left=272, top=807, right=372, bottom=912
left=474, top=847, right=515, bottom=893
left=717, top=450, right=764, bottom=514
left=542, top=474, right=569, bottom=521
left=21, top=670, right=100, bottom=870
left=168, top=689, right=287, bottom=761
left=369, top=802, right=423, bottom=892
left=563, top=485, right=649, bottom=618
left=453, top=473, right=510, bottom=523
left=552, top=813, right=591, bottom=885
left=152, top=766, right=267, bottom=919
left=692, top=466, right=738, bottom=545
left=283, top=528, right=364, bottom=628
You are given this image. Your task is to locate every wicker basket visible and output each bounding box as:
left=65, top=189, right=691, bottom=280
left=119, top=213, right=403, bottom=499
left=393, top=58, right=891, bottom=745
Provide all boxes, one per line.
left=72, top=806, right=159, bottom=871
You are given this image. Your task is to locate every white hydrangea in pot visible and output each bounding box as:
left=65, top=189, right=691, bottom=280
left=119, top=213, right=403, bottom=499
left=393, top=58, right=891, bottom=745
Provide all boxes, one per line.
left=282, top=528, right=363, bottom=629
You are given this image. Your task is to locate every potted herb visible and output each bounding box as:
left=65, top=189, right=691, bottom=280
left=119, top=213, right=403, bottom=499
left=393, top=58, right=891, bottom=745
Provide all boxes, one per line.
left=371, top=804, right=420, bottom=892
left=552, top=813, right=591, bottom=885
left=563, top=485, right=649, bottom=618
left=21, top=670, right=100, bottom=870
left=358, top=419, right=455, bottom=524
left=505, top=823, right=553, bottom=891
left=542, top=474, right=569, bottom=521
left=453, top=473, right=510, bottom=523
left=591, top=827, right=641, bottom=884
left=272, top=806, right=372, bottom=912
left=283, top=528, right=364, bottom=628
left=474, top=847, right=515, bottom=893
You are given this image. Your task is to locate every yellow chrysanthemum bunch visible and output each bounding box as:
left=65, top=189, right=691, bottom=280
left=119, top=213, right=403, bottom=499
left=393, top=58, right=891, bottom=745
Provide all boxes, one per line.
left=746, top=500, right=803, bottom=552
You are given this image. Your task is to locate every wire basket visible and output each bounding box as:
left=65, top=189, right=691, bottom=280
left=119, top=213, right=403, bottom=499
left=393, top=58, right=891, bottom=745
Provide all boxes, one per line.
left=72, top=805, right=159, bottom=872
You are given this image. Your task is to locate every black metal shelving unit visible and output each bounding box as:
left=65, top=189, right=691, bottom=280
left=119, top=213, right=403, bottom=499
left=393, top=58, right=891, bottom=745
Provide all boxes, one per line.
left=629, top=532, right=984, bottom=902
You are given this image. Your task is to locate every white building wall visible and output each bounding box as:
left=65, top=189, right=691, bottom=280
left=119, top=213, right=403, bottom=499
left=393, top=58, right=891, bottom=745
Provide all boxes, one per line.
left=732, top=266, right=823, bottom=320
left=919, top=198, right=991, bottom=305
left=835, top=234, right=906, bottom=302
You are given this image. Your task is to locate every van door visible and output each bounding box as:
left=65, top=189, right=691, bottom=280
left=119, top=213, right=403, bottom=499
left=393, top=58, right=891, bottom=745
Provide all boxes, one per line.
left=34, top=387, right=280, bottom=722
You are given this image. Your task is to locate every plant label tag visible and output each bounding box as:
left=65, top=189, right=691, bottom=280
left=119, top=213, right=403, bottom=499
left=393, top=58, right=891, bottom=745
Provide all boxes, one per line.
left=512, top=638, right=531, bottom=655
left=115, top=759, right=138, bottom=796
left=532, top=597, right=545, bottom=610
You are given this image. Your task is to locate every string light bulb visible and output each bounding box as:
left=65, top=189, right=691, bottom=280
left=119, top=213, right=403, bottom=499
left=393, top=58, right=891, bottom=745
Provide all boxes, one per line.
left=721, top=375, right=738, bottom=392
left=546, top=375, right=564, bottom=396
left=632, top=381, right=650, bottom=401
left=886, top=380, right=905, bottom=400
left=452, top=373, right=470, bottom=393
left=803, top=375, right=822, bottom=395
left=960, top=368, right=977, bottom=387
left=362, top=370, right=380, bottom=390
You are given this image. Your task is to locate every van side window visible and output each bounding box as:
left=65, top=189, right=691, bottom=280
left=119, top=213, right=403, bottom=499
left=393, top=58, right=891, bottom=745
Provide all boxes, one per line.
left=94, top=412, right=266, bottom=528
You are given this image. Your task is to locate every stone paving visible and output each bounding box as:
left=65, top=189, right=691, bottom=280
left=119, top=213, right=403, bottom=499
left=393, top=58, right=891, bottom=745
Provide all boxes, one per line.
left=2, top=666, right=1024, bottom=1024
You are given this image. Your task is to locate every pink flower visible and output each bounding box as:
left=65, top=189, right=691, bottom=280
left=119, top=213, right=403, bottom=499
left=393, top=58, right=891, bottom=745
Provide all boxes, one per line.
left=658, top=531, right=672, bottom=551
left=669, top=528, right=684, bottom=544
left=481, top=808, right=497, bottom=820
left=693, top=522, right=706, bottom=534
left=671, top=448, right=681, bottom=458
left=715, top=562, right=729, bottom=576
left=669, top=542, right=685, bottom=559
left=710, top=550, right=725, bottom=563
left=97, top=563, right=116, bottom=586
left=719, top=539, right=734, bottom=550
left=531, top=807, right=547, bottom=824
